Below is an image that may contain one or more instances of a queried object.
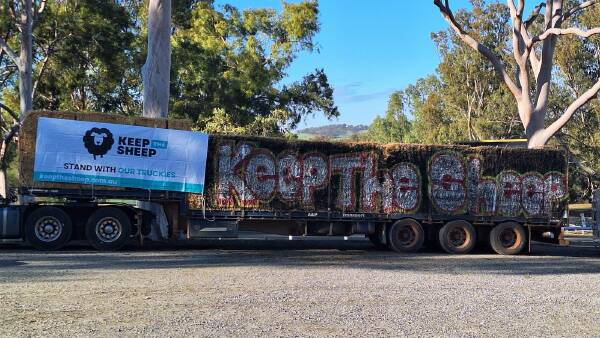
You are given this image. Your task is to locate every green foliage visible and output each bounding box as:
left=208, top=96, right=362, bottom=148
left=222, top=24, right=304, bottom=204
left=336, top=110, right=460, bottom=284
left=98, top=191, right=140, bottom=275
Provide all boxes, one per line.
left=36, top=0, right=140, bottom=114
left=550, top=4, right=600, bottom=199
left=170, top=0, right=338, bottom=135
left=425, top=1, right=520, bottom=142
left=405, top=76, right=457, bottom=144
left=1, top=0, right=336, bottom=136
left=366, top=1, right=521, bottom=146
left=364, top=91, right=411, bottom=143
left=365, top=0, right=599, bottom=200
left=1, top=0, right=141, bottom=114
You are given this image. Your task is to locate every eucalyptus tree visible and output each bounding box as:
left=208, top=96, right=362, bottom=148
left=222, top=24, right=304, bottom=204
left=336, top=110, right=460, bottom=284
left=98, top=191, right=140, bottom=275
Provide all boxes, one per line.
left=364, top=91, right=412, bottom=143
left=170, top=0, right=338, bottom=135
left=139, top=0, right=172, bottom=240
left=0, top=0, right=47, bottom=117
left=434, top=0, right=600, bottom=148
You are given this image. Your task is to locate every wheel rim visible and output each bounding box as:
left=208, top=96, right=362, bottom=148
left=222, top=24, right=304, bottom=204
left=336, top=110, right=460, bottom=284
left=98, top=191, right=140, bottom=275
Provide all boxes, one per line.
left=499, top=228, right=518, bottom=248
left=34, top=216, right=63, bottom=242
left=397, top=225, right=417, bottom=246
left=448, top=227, right=468, bottom=247
left=95, top=217, right=122, bottom=243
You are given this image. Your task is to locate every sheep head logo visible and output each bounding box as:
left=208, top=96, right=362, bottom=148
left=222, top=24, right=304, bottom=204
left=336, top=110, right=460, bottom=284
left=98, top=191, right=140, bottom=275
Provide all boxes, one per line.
left=83, top=127, right=114, bottom=160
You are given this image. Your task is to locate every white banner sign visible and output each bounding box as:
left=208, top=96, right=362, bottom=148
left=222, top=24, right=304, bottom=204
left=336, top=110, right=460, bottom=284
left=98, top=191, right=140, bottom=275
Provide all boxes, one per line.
left=33, top=117, right=208, bottom=193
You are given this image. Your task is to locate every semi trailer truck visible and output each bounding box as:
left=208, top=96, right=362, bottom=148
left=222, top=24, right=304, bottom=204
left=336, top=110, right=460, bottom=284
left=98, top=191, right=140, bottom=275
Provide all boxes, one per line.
left=0, top=111, right=571, bottom=255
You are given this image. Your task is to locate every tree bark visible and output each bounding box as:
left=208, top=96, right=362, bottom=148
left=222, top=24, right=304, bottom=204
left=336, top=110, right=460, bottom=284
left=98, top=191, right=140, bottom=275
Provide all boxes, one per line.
left=434, top=0, right=600, bottom=149
left=140, top=0, right=172, bottom=240
left=19, top=0, right=34, bottom=119
left=142, top=0, right=171, bottom=118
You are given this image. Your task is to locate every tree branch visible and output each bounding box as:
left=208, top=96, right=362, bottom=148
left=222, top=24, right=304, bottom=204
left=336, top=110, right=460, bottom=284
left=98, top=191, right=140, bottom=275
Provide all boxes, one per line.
left=525, top=2, right=546, bottom=28
left=433, top=0, right=522, bottom=99
left=563, top=0, right=598, bottom=20
left=0, top=69, right=16, bottom=89
left=508, top=0, right=530, bottom=99
left=37, top=0, right=47, bottom=14
left=543, top=78, right=600, bottom=141
left=32, top=54, right=50, bottom=99
left=0, top=103, right=19, bottom=122
left=507, top=0, right=524, bottom=19
left=529, top=48, right=541, bottom=77
left=7, top=1, right=23, bottom=34
left=33, top=0, right=47, bottom=26
left=555, top=133, right=598, bottom=177
left=522, top=3, right=544, bottom=77
left=0, top=36, right=20, bottom=67
left=32, top=32, right=66, bottom=98
left=533, top=1, right=561, bottom=117
left=7, top=0, right=17, bottom=22
left=532, top=27, right=600, bottom=43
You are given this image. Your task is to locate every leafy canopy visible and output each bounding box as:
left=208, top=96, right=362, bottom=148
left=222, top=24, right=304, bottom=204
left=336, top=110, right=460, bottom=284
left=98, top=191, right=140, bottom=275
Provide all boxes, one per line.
left=170, top=0, right=338, bottom=135
left=1, top=0, right=337, bottom=137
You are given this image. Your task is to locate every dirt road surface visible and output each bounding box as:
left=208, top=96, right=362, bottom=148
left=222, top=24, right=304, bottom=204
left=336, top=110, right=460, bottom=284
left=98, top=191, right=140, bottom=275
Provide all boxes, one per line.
left=1, top=240, right=600, bottom=337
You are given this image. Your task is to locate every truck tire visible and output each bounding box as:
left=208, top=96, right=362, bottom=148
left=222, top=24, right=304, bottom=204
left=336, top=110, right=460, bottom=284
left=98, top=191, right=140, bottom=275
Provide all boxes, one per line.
left=490, top=222, right=526, bottom=255
left=25, top=207, right=73, bottom=251
left=85, top=207, right=131, bottom=251
left=387, top=219, right=424, bottom=253
left=439, top=220, right=476, bottom=254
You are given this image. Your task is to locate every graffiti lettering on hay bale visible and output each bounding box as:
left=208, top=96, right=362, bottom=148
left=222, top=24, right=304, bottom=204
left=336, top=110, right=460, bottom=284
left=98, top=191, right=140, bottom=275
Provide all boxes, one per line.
left=429, top=152, right=467, bottom=213
left=214, top=142, right=566, bottom=216
left=466, top=156, right=497, bottom=215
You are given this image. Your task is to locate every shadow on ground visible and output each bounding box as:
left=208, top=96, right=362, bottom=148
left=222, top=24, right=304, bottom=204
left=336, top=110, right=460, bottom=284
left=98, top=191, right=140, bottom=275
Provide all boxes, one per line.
left=1, top=239, right=599, bottom=281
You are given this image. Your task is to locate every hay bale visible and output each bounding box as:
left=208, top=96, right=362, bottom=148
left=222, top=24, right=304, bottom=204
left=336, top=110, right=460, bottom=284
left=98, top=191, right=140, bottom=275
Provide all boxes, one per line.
left=19, top=111, right=83, bottom=189
left=132, top=116, right=168, bottom=128
left=188, top=194, right=203, bottom=209
left=167, top=118, right=192, bottom=131
left=200, top=135, right=568, bottom=214
left=75, top=111, right=130, bottom=124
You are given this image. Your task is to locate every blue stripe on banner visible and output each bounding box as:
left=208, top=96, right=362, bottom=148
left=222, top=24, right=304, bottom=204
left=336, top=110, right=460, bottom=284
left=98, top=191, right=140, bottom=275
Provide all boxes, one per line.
left=33, top=171, right=204, bottom=193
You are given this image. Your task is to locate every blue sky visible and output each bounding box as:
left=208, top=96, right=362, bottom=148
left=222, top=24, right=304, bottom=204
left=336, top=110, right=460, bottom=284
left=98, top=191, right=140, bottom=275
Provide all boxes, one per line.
left=214, top=0, right=475, bottom=129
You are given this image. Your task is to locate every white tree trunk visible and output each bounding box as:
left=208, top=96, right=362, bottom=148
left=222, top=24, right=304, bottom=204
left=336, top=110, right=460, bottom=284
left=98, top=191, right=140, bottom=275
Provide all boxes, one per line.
left=434, top=0, right=600, bottom=148
left=19, top=0, right=34, bottom=118
left=140, top=0, right=172, bottom=240
left=142, top=0, right=171, bottom=118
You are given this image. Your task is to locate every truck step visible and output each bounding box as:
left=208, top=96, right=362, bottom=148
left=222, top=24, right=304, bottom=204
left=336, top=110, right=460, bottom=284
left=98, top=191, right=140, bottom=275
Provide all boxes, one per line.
left=189, top=219, right=238, bottom=238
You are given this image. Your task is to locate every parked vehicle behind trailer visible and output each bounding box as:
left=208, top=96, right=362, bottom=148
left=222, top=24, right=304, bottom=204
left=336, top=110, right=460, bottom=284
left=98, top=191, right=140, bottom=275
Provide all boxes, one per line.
left=0, top=111, right=569, bottom=255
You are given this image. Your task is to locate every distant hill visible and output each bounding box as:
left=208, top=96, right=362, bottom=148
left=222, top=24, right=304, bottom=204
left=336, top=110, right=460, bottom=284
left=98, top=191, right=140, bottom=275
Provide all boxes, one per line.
left=297, top=124, right=368, bottom=140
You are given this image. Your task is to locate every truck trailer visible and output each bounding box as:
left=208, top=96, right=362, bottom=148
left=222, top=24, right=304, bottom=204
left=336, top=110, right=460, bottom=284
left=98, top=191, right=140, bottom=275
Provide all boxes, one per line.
left=0, top=111, right=570, bottom=255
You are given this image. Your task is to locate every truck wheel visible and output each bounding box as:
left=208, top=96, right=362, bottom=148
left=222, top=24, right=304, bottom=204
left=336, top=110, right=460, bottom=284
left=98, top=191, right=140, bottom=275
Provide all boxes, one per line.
left=85, top=207, right=131, bottom=251
left=439, top=220, right=476, bottom=254
left=387, top=219, right=424, bottom=253
left=25, top=207, right=73, bottom=251
left=490, top=222, right=526, bottom=255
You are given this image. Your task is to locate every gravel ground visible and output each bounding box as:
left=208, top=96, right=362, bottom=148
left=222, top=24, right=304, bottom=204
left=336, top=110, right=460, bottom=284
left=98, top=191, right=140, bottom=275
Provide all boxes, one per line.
left=1, top=240, right=600, bottom=337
